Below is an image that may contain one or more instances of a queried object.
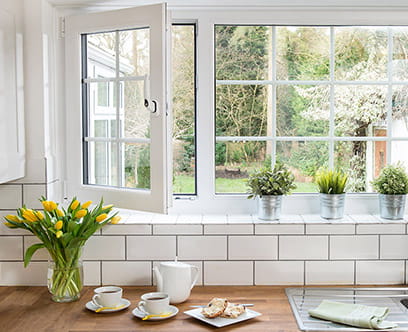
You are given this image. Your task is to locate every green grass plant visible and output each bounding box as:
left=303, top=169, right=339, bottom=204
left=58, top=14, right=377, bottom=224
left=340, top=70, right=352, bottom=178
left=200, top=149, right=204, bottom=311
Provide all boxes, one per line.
left=315, top=169, right=348, bottom=194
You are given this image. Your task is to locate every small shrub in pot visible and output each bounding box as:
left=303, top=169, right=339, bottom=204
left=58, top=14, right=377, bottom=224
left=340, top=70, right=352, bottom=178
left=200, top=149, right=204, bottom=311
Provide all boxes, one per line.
left=247, top=162, right=296, bottom=220
left=372, top=163, right=408, bottom=219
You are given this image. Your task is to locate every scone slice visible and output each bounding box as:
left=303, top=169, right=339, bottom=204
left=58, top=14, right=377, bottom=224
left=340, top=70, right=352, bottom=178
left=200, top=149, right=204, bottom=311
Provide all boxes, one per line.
left=220, top=303, right=246, bottom=318
left=201, top=298, right=228, bottom=318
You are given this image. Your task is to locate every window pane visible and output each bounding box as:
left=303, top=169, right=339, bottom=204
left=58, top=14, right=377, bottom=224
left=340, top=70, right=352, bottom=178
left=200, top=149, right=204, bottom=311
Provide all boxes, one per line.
left=334, top=85, right=387, bottom=136
left=216, top=84, right=268, bottom=137
left=335, top=141, right=372, bottom=192
left=124, top=143, right=150, bottom=189
left=87, top=32, right=116, bottom=79
left=215, top=141, right=267, bottom=193
left=277, top=85, right=329, bottom=136
left=392, top=85, right=408, bottom=135
left=123, top=80, right=150, bottom=139
left=393, top=28, right=408, bottom=80
left=277, top=27, right=330, bottom=81
left=119, top=29, right=149, bottom=77
left=335, top=27, right=388, bottom=81
left=215, top=26, right=270, bottom=81
left=172, top=25, right=196, bottom=195
left=277, top=141, right=327, bottom=192
left=87, top=141, right=118, bottom=186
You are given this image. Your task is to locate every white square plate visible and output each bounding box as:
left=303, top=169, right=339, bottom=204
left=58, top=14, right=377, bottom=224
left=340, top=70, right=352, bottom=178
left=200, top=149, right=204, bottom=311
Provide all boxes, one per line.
left=184, top=308, right=262, bottom=328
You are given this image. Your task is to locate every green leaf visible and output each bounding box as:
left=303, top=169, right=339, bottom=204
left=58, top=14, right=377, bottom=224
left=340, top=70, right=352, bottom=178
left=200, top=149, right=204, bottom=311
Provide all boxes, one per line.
left=24, top=243, right=45, bottom=267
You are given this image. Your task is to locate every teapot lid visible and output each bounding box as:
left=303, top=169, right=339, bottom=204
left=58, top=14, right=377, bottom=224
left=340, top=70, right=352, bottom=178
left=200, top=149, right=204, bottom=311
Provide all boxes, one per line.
left=160, top=261, right=191, bottom=269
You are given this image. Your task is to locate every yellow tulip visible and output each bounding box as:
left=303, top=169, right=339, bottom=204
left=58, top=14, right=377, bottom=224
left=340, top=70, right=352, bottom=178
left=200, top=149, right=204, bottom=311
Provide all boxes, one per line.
left=56, top=208, right=65, bottom=217
left=75, top=209, right=87, bottom=219
left=4, top=222, right=15, bottom=228
left=96, top=213, right=108, bottom=223
left=81, top=201, right=92, bottom=209
left=110, top=216, right=121, bottom=224
left=70, top=200, right=80, bottom=210
left=56, top=230, right=63, bottom=238
left=42, top=200, right=57, bottom=212
left=102, top=204, right=113, bottom=210
left=22, top=209, right=38, bottom=222
left=36, top=211, right=44, bottom=220
left=6, top=214, right=20, bottom=223
left=54, top=220, right=63, bottom=230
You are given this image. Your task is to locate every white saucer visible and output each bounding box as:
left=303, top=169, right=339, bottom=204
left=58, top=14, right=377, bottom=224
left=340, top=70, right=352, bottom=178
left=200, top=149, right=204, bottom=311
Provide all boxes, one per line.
left=132, top=305, right=179, bottom=320
left=86, top=298, right=131, bottom=313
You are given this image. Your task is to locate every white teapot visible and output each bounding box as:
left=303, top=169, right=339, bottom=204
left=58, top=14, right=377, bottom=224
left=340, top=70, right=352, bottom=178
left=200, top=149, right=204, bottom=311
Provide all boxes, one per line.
left=153, top=260, right=199, bottom=304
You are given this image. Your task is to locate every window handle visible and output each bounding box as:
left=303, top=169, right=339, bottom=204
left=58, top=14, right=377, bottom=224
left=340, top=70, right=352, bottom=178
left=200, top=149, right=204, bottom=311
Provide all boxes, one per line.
left=143, top=74, right=159, bottom=114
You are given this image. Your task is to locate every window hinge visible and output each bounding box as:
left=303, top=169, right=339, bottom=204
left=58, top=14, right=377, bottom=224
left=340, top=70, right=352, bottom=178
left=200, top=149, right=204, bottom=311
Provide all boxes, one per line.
left=62, top=180, right=68, bottom=200
left=59, top=17, right=65, bottom=39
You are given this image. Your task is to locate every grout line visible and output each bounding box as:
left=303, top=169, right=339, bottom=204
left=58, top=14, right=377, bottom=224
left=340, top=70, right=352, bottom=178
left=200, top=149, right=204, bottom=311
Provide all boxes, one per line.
left=21, top=184, right=24, bottom=205
left=226, top=235, right=229, bottom=260
left=328, top=235, right=331, bottom=260
left=354, top=260, right=357, bottom=285
left=252, top=261, right=255, bottom=286
left=124, top=236, right=127, bottom=261
left=100, top=260, right=103, bottom=285
left=303, top=261, right=306, bottom=286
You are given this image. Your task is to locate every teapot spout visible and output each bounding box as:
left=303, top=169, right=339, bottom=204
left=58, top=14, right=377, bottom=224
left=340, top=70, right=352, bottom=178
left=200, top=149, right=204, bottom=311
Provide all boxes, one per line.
left=153, top=266, right=163, bottom=292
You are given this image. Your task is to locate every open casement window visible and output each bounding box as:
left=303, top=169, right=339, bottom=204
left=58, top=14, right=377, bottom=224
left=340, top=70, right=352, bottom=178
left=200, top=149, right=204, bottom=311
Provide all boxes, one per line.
left=65, top=4, right=171, bottom=213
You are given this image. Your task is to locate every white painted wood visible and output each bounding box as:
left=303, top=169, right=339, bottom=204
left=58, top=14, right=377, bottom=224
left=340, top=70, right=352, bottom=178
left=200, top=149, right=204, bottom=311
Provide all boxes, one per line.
left=64, top=4, right=169, bottom=213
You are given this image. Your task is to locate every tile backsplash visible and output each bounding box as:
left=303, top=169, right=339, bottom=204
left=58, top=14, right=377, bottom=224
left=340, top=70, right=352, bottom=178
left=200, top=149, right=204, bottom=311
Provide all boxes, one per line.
left=1, top=212, right=408, bottom=286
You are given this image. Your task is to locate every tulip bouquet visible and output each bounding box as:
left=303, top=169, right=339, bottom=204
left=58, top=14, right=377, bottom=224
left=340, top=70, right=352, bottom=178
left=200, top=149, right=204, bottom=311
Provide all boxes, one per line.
left=3, top=197, right=121, bottom=302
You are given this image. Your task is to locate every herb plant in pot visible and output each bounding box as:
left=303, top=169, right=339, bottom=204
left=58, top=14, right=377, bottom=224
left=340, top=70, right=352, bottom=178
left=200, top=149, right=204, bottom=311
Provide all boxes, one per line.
left=372, top=163, right=408, bottom=220
left=315, top=169, right=348, bottom=219
left=247, top=162, right=296, bottom=220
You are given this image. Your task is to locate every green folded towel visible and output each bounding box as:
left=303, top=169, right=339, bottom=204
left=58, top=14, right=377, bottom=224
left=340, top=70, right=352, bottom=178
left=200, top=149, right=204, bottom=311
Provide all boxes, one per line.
left=309, top=300, right=398, bottom=330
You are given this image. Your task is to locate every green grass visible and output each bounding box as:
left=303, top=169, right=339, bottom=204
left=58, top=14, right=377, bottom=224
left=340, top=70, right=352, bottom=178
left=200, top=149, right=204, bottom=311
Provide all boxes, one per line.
left=173, top=174, right=317, bottom=194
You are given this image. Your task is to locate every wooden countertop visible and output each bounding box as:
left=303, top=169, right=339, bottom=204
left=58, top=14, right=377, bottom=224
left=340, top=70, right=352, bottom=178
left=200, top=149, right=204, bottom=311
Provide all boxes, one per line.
left=0, top=286, right=301, bottom=332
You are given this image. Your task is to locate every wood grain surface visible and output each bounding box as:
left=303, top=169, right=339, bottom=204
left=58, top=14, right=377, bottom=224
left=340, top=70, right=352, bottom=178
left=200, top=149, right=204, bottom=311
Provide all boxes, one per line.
left=0, top=286, right=303, bottom=332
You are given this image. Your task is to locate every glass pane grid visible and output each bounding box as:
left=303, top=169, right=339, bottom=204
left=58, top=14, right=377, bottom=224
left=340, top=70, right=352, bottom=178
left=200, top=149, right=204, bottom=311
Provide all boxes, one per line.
left=215, top=25, right=408, bottom=194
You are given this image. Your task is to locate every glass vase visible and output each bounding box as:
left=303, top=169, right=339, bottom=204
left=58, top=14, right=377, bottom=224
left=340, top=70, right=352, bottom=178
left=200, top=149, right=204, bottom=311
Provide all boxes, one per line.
left=47, top=247, right=84, bottom=303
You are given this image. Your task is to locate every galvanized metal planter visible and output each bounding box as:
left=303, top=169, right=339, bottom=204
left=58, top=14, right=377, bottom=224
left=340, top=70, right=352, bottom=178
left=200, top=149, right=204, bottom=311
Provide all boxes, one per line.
left=319, top=193, right=345, bottom=219
left=257, top=195, right=282, bottom=221
left=379, top=194, right=406, bottom=220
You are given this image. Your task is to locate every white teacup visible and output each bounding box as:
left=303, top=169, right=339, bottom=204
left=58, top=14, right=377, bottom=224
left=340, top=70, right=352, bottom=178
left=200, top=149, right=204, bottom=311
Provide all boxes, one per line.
left=92, top=286, right=123, bottom=308
left=138, top=292, right=170, bottom=315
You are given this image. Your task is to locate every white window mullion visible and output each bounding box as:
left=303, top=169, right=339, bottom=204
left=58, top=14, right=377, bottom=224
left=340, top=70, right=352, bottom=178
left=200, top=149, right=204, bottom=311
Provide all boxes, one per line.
left=271, top=26, right=277, bottom=167
left=329, top=26, right=335, bottom=169
left=386, top=27, right=393, bottom=164
left=114, top=30, right=123, bottom=187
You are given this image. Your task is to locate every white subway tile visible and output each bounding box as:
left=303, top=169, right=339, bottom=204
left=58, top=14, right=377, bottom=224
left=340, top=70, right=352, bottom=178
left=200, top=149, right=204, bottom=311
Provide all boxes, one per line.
left=83, top=261, right=101, bottom=286
left=306, top=224, right=355, bottom=235
left=357, top=224, right=405, bottom=234
left=202, top=215, right=228, bottom=224
left=0, top=185, right=22, bottom=209
left=305, top=261, right=354, bottom=285
left=356, top=261, right=404, bottom=285
left=177, top=214, right=203, bottom=223
left=380, top=235, right=408, bottom=259
left=102, top=224, right=151, bottom=235
left=127, top=236, right=176, bottom=260
left=153, top=224, right=202, bottom=235
left=0, top=261, right=48, bottom=285
left=153, top=261, right=203, bottom=286
left=102, top=261, right=151, bottom=286
left=204, top=224, right=253, bottom=235
left=229, top=236, right=277, bottom=260
left=23, top=184, right=46, bottom=209
left=178, top=236, right=226, bottom=260
left=151, top=214, right=178, bottom=223
left=204, top=261, right=253, bottom=285
left=350, top=214, right=380, bottom=222
left=303, top=214, right=353, bottom=222
left=279, top=236, right=328, bottom=260
left=83, top=236, right=125, bottom=260
left=255, top=261, right=303, bottom=285
left=0, top=236, right=23, bottom=260
left=127, top=213, right=153, bottom=223
left=330, top=235, right=378, bottom=259
left=227, top=215, right=253, bottom=223
left=255, top=224, right=304, bottom=235
left=24, top=236, right=49, bottom=260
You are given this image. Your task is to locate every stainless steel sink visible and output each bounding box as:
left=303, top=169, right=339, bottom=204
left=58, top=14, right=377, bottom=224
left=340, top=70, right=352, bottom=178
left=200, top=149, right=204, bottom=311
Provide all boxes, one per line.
left=286, top=287, right=408, bottom=331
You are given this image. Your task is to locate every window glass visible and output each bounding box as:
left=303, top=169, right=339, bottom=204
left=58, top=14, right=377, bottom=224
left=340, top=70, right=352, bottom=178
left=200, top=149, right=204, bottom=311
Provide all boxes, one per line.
left=215, top=25, right=408, bottom=194
left=172, top=24, right=196, bottom=195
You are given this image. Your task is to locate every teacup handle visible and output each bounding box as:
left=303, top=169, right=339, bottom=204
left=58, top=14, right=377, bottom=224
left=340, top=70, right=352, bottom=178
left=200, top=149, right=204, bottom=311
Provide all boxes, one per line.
left=92, top=294, right=103, bottom=308
left=138, top=300, right=147, bottom=314
left=190, top=266, right=199, bottom=290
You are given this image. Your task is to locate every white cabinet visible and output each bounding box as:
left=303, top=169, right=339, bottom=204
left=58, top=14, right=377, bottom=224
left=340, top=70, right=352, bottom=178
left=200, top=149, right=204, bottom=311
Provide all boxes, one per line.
left=0, top=9, right=25, bottom=183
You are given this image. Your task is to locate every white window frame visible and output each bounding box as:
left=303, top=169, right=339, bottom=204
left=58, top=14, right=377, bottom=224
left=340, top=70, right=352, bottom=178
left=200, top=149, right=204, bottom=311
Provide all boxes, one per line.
left=169, top=7, right=408, bottom=215
left=64, top=4, right=171, bottom=213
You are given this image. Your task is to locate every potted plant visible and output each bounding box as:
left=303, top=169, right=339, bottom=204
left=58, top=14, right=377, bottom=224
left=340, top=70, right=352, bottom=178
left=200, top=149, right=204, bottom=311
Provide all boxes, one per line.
left=3, top=197, right=121, bottom=302
left=315, top=169, right=348, bottom=219
left=247, top=162, right=296, bottom=220
left=372, top=163, right=408, bottom=220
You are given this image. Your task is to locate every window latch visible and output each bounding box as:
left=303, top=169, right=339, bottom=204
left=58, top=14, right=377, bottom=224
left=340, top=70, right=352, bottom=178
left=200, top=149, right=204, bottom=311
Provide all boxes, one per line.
left=144, top=74, right=159, bottom=115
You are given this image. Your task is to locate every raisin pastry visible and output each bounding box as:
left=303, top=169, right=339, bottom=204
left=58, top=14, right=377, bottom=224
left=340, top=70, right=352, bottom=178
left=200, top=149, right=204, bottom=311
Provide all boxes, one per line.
left=201, top=298, right=228, bottom=318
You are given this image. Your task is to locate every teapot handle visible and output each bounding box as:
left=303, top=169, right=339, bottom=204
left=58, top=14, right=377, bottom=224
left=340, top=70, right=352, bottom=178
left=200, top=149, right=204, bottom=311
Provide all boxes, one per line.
left=190, top=266, right=199, bottom=290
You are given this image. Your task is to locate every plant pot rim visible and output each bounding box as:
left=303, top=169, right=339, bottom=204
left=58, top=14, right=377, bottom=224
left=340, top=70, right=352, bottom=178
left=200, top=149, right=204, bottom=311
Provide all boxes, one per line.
left=319, top=192, right=346, bottom=196
left=378, top=193, right=407, bottom=196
